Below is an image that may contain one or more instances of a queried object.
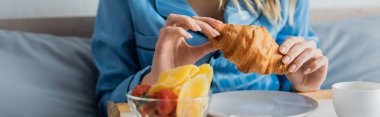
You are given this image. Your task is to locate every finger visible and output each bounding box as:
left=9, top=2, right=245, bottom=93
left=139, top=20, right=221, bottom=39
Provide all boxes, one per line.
left=194, top=20, right=220, bottom=37
left=279, top=37, right=304, bottom=54
left=189, top=42, right=218, bottom=61
left=165, top=26, right=192, bottom=39
left=304, top=56, right=328, bottom=74
left=282, top=41, right=318, bottom=64
left=288, top=48, right=323, bottom=72
left=157, top=26, right=190, bottom=52
left=165, top=14, right=201, bottom=32
left=192, top=16, right=223, bottom=29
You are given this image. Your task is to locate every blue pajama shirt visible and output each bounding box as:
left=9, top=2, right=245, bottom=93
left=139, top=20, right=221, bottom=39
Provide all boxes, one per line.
left=91, top=0, right=319, bottom=116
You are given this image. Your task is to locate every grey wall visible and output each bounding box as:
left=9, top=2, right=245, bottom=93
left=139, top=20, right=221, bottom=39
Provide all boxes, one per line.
left=1, top=0, right=380, bottom=19
left=0, top=0, right=98, bottom=19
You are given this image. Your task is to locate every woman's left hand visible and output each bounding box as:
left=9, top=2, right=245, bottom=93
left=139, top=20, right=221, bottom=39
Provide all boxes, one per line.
left=279, top=36, right=328, bottom=92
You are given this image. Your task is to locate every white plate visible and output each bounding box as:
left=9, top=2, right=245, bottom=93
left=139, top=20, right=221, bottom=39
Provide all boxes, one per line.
left=208, top=91, right=318, bottom=117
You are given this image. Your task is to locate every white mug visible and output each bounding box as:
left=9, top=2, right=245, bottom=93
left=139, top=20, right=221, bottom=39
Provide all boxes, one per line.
left=332, top=82, right=380, bottom=117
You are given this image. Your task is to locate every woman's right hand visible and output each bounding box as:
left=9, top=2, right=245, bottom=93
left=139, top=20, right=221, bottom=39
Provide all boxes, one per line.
left=142, top=14, right=222, bottom=85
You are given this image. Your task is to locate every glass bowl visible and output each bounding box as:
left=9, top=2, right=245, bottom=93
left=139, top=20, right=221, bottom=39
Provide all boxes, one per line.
left=126, top=91, right=211, bottom=117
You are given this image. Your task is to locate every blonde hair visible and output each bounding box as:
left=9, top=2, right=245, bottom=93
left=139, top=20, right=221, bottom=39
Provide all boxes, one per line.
left=220, top=0, right=297, bottom=26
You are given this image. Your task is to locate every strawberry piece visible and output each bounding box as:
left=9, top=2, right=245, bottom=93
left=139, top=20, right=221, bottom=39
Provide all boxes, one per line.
left=131, top=85, right=151, bottom=97
left=147, top=93, right=157, bottom=98
left=156, top=89, right=178, bottom=116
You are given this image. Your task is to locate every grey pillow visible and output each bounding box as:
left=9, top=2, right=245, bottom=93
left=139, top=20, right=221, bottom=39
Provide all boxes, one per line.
left=312, top=15, right=380, bottom=89
left=0, top=30, right=98, bottom=117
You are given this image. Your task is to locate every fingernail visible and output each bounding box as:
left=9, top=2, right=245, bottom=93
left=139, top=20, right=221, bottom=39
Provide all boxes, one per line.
left=282, top=56, right=290, bottom=64
left=186, top=33, right=193, bottom=39
left=195, top=25, right=202, bottom=31
left=280, top=47, right=286, bottom=54
left=289, top=64, right=296, bottom=72
left=215, top=20, right=223, bottom=24
left=213, top=30, right=220, bottom=36
left=188, top=33, right=193, bottom=38
left=304, top=68, right=311, bottom=75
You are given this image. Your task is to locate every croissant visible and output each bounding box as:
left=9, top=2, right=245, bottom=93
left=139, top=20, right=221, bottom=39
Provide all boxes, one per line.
left=208, top=24, right=288, bottom=75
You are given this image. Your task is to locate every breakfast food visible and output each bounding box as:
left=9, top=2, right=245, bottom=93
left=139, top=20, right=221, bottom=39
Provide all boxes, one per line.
left=208, top=24, right=288, bottom=74
left=176, top=74, right=210, bottom=117
left=130, top=64, right=213, bottom=117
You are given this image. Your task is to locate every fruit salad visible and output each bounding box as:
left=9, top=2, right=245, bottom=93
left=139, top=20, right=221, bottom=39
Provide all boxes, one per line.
left=128, top=64, right=213, bottom=117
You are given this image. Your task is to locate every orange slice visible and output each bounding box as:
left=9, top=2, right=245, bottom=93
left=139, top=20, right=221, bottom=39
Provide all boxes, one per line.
left=193, top=64, right=213, bottom=83
left=176, top=74, right=210, bottom=117
left=156, top=65, right=199, bottom=87
left=148, top=77, right=190, bottom=95
left=171, top=77, right=191, bottom=95
left=148, top=65, right=199, bottom=94
left=147, top=83, right=170, bottom=94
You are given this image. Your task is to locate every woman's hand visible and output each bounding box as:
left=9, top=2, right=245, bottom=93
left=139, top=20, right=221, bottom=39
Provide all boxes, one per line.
left=142, top=14, right=222, bottom=85
left=279, top=37, right=328, bottom=92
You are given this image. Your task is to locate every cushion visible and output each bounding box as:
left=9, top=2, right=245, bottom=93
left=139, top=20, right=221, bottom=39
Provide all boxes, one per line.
left=312, top=15, right=380, bottom=89
left=0, top=30, right=98, bottom=117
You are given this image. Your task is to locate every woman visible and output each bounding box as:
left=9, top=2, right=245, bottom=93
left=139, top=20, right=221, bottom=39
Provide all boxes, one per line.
left=92, top=0, right=328, bottom=116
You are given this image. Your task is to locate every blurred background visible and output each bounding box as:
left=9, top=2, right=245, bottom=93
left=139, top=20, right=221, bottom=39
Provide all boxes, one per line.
left=1, top=0, right=379, bottom=19
left=0, top=0, right=97, bottom=19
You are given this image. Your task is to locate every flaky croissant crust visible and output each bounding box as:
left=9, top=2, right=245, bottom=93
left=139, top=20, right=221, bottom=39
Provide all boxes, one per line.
left=209, top=24, right=288, bottom=75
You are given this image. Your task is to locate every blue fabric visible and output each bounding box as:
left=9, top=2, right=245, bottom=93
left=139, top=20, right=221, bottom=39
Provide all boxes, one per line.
left=92, top=0, right=318, bottom=116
